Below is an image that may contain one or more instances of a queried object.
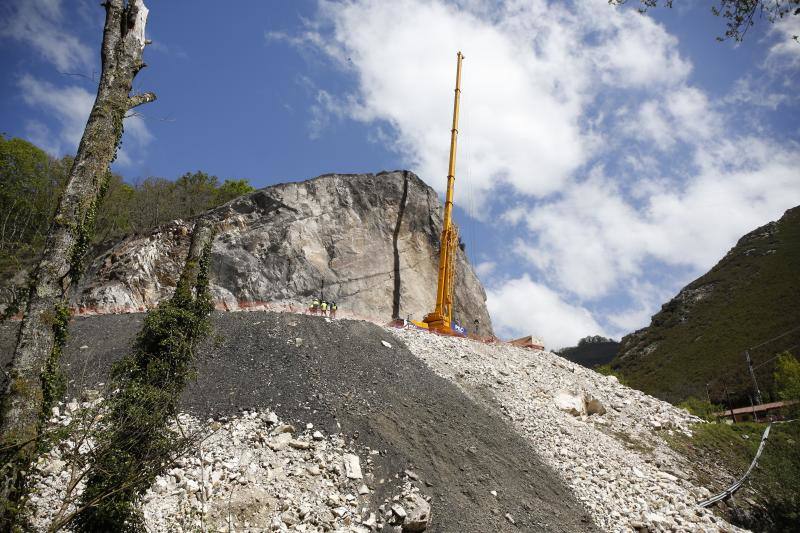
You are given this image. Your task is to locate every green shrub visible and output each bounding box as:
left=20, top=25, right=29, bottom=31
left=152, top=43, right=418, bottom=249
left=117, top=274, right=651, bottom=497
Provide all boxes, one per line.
left=595, top=364, right=628, bottom=385
left=678, top=396, right=723, bottom=421
left=774, top=352, right=800, bottom=401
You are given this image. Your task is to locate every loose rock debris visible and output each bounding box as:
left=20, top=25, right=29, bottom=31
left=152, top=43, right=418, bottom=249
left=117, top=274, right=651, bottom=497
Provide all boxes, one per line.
left=26, top=402, right=431, bottom=532
left=1, top=311, right=598, bottom=532
left=390, top=326, right=747, bottom=533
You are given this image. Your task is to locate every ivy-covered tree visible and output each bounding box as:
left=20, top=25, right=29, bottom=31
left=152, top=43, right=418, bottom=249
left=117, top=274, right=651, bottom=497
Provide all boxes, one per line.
left=0, top=1, right=155, bottom=527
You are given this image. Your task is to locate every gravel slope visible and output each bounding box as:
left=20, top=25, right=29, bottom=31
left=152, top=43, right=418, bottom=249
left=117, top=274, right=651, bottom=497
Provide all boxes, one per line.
left=390, top=327, right=745, bottom=533
left=1, top=312, right=597, bottom=532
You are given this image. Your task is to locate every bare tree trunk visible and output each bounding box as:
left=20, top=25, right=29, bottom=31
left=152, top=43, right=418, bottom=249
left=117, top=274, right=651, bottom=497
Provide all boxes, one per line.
left=0, top=1, right=154, bottom=526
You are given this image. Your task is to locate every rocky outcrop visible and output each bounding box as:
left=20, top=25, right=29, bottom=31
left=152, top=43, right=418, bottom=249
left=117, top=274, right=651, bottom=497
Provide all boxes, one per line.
left=72, top=171, right=493, bottom=336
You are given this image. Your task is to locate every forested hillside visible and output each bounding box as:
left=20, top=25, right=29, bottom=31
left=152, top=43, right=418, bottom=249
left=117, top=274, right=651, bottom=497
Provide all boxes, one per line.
left=0, top=136, right=254, bottom=310
left=556, top=335, right=619, bottom=368
left=612, top=206, right=800, bottom=405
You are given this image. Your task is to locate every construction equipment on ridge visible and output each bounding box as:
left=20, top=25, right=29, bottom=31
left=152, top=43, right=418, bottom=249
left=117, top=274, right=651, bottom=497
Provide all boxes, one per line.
left=412, top=51, right=464, bottom=336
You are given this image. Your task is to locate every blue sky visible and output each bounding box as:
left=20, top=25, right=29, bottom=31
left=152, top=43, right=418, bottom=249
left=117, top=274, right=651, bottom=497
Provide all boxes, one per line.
left=2, top=0, right=799, bottom=348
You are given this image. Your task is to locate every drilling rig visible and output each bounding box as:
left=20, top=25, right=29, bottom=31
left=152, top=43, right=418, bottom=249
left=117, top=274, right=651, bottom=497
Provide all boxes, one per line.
left=410, top=51, right=464, bottom=336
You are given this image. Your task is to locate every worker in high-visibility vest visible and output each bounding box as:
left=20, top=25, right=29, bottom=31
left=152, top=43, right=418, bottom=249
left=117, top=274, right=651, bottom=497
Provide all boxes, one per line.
left=330, top=301, right=337, bottom=319
left=311, top=298, right=320, bottom=315
left=320, top=300, right=328, bottom=316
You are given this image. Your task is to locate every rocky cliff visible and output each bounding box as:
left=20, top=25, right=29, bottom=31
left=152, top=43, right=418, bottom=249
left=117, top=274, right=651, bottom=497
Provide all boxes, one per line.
left=613, top=206, right=800, bottom=403
left=71, top=171, right=493, bottom=336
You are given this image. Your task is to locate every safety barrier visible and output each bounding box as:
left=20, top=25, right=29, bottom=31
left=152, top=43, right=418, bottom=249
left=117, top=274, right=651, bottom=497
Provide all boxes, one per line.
left=698, top=418, right=798, bottom=507
left=698, top=423, right=771, bottom=507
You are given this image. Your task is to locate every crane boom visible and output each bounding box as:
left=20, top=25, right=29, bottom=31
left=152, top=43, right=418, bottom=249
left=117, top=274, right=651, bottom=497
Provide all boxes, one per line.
left=423, top=51, right=464, bottom=335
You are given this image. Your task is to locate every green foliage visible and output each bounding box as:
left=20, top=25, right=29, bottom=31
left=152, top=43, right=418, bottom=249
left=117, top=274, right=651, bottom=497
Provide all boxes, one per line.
left=93, top=177, right=135, bottom=243
left=73, top=240, right=213, bottom=531
left=774, top=352, right=800, bottom=401
left=215, top=178, right=255, bottom=204
left=677, top=396, right=723, bottom=421
left=595, top=364, right=628, bottom=385
left=174, top=171, right=220, bottom=217
left=40, top=303, right=70, bottom=426
left=595, top=364, right=614, bottom=376
left=670, top=421, right=800, bottom=530
left=609, top=0, right=800, bottom=42
left=613, top=207, right=800, bottom=404
left=0, top=137, right=255, bottom=304
left=0, top=137, right=69, bottom=281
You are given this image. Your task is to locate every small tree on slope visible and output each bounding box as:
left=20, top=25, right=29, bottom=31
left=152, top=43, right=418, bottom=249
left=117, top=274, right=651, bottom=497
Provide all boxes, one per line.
left=774, top=352, right=800, bottom=401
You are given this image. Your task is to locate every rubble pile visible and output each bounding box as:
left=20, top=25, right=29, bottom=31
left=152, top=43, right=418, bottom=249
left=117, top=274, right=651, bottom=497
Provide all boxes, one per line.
left=26, top=400, right=431, bottom=532
left=391, top=327, right=745, bottom=533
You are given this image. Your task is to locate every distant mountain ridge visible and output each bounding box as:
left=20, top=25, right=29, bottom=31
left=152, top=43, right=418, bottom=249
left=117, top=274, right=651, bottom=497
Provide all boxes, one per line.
left=557, top=336, right=619, bottom=368
left=612, top=206, right=800, bottom=404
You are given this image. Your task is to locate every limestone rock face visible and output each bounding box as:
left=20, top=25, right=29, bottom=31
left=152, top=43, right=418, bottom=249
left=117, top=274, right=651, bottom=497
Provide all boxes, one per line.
left=74, top=171, right=493, bottom=336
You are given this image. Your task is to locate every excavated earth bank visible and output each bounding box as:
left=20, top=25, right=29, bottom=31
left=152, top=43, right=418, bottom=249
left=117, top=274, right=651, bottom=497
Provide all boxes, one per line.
left=0, top=311, right=596, bottom=532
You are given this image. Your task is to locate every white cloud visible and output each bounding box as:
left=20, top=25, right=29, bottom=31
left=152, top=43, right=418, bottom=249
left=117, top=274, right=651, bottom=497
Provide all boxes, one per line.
left=586, top=3, right=691, bottom=87
left=474, top=260, right=496, bottom=277
left=517, top=137, right=800, bottom=302
left=295, top=0, right=691, bottom=202
left=624, top=86, right=721, bottom=150
left=605, top=279, right=674, bottom=335
left=765, top=15, right=800, bottom=69
left=486, top=275, right=606, bottom=349
left=291, top=0, right=800, bottom=343
left=308, top=89, right=339, bottom=139
left=0, top=0, right=93, bottom=71
left=18, top=75, right=153, bottom=164
left=665, top=87, right=718, bottom=141
left=724, top=76, right=791, bottom=110
left=115, top=113, right=154, bottom=167
left=122, top=114, right=154, bottom=146
left=18, top=74, right=94, bottom=153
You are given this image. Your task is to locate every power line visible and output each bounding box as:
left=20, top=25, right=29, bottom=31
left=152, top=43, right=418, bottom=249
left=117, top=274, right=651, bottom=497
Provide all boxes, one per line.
left=749, top=325, right=800, bottom=351
left=753, top=346, right=800, bottom=370
left=736, top=326, right=800, bottom=401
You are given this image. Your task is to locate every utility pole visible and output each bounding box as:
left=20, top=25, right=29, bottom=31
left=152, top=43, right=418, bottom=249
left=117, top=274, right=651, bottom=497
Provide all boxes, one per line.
left=723, top=382, right=737, bottom=423
left=745, top=350, right=763, bottom=405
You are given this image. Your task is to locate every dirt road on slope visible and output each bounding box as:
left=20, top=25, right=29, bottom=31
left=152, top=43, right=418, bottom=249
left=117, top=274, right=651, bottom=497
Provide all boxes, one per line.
left=1, top=311, right=597, bottom=532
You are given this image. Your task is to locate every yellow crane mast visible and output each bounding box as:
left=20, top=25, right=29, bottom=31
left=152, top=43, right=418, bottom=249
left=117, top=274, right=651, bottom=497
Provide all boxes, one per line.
left=421, top=51, right=464, bottom=335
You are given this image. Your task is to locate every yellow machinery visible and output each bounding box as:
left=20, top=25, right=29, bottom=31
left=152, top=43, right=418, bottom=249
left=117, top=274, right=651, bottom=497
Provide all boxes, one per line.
left=412, top=51, right=464, bottom=336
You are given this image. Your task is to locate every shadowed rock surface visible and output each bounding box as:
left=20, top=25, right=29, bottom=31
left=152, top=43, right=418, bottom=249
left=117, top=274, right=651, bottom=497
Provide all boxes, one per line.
left=1, top=312, right=596, bottom=532
left=71, top=171, right=493, bottom=336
